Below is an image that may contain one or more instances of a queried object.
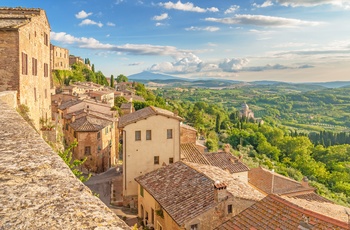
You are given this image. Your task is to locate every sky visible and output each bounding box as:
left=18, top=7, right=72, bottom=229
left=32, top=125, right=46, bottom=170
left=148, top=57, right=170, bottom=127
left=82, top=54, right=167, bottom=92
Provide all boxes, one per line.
left=3, top=0, right=350, bottom=82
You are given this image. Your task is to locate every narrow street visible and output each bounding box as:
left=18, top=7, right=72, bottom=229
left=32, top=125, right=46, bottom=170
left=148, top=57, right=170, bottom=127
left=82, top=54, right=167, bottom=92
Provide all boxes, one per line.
left=84, top=166, right=138, bottom=227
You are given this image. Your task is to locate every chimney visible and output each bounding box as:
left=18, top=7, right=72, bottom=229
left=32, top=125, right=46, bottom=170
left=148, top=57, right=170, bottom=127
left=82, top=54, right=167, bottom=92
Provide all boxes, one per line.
left=224, top=144, right=231, bottom=153
left=301, top=176, right=309, bottom=187
left=214, top=181, right=228, bottom=202
left=71, top=113, right=76, bottom=122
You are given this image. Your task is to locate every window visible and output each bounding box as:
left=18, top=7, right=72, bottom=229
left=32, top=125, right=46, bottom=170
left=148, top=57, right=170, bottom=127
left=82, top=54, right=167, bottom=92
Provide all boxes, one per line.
left=135, top=130, right=141, bottom=141
left=146, top=130, right=152, bottom=140
left=167, top=129, right=173, bottom=139
left=97, top=132, right=101, bottom=139
left=151, top=208, right=155, bottom=224
left=105, top=127, right=109, bottom=134
left=34, top=88, right=37, bottom=101
left=157, top=222, right=163, bottom=230
left=169, top=158, right=174, bottom=164
left=154, top=156, right=159, bottom=165
left=44, top=32, right=48, bottom=46
left=140, top=186, right=144, bottom=197
left=45, top=89, right=47, bottom=99
left=21, top=52, right=28, bottom=75
left=228, top=204, right=233, bottom=214
left=32, top=58, right=37, bottom=76
left=44, top=63, right=48, bottom=77
left=85, top=146, right=91, bottom=155
left=190, top=224, right=198, bottom=230
left=65, top=124, right=69, bottom=130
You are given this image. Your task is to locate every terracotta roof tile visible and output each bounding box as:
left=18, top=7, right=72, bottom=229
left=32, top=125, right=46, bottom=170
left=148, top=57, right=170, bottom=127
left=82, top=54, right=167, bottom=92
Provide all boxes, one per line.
left=120, top=103, right=133, bottom=109
left=118, top=106, right=182, bottom=128
left=180, top=123, right=197, bottom=131
left=204, top=152, right=250, bottom=174
left=217, top=194, right=349, bottom=230
left=135, top=161, right=216, bottom=226
left=186, top=162, right=265, bottom=202
left=249, top=167, right=314, bottom=195
left=70, top=115, right=112, bottom=132
left=181, top=143, right=211, bottom=165
left=293, top=193, right=333, bottom=203
left=58, top=99, right=82, bottom=110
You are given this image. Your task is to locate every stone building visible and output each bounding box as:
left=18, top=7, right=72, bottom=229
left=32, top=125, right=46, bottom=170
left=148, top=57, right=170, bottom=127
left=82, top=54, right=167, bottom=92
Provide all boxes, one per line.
left=239, top=102, right=254, bottom=120
left=135, top=161, right=264, bottom=230
left=57, top=98, right=118, bottom=172
left=0, top=7, right=52, bottom=130
left=118, top=106, right=183, bottom=201
left=69, top=55, right=84, bottom=66
left=50, top=44, right=69, bottom=70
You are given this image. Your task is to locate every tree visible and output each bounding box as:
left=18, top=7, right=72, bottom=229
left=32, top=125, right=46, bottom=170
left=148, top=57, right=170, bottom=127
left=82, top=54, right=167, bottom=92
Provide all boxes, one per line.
left=110, top=75, right=115, bottom=88
left=91, top=64, right=95, bottom=72
left=114, top=96, right=128, bottom=107
left=58, top=140, right=91, bottom=182
left=116, top=74, right=128, bottom=83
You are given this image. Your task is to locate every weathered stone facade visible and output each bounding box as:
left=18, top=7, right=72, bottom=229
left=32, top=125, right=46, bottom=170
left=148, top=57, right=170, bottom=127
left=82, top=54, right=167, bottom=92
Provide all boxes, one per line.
left=0, top=8, right=52, bottom=131
left=0, top=99, right=129, bottom=229
left=50, top=44, right=69, bottom=70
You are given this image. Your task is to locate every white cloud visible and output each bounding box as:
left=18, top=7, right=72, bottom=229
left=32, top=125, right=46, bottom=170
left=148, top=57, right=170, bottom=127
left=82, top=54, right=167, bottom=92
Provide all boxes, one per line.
left=252, top=1, right=274, bottom=8
left=275, top=0, right=350, bottom=8
left=155, top=22, right=165, bottom=26
left=128, top=62, right=144, bottom=66
left=219, top=58, right=249, bottom=72
left=207, top=42, right=218, bottom=47
left=50, top=31, right=191, bottom=56
left=150, top=52, right=203, bottom=73
left=79, top=19, right=103, bottom=27
left=159, top=1, right=219, bottom=13
left=185, top=26, right=220, bottom=32
left=115, top=0, right=124, bottom=4
left=107, top=22, right=116, bottom=27
left=225, top=5, right=240, bottom=14
left=205, top=14, right=323, bottom=28
left=75, top=10, right=92, bottom=19
left=153, top=13, right=169, bottom=21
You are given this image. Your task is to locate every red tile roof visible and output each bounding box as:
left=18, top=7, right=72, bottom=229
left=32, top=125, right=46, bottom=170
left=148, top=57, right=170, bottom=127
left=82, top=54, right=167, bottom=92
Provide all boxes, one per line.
left=248, top=167, right=314, bottom=195
left=70, top=115, right=112, bottom=132
left=217, top=194, right=349, bottom=230
left=135, top=161, right=217, bottom=226
left=204, top=152, right=250, bottom=174
left=118, top=106, right=182, bottom=128
left=293, top=193, right=333, bottom=203
left=180, top=143, right=210, bottom=165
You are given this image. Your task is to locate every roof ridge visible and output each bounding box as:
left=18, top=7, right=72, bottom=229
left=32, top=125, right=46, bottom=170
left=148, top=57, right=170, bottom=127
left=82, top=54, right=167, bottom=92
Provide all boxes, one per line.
left=271, top=195, right=349, bottom=228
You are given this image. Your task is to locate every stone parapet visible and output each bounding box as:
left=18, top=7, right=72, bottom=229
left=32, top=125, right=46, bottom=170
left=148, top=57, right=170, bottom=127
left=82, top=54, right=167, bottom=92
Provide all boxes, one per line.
left=0, top=101, right=130, bottom=229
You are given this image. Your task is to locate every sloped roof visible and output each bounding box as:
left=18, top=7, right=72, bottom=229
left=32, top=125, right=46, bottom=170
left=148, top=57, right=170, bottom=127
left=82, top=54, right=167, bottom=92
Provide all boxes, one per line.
left=204, top=152, right=250, bottom=174
left=58, top=99, right=83, bottom=110
left=180, top=143, right=210, bottom=165
left=118, top=106, right=182, bottom=128
left=248, top=167, right=315, bottom=195
left=70, top=115, right=111, bottom=132
left=135, top=161, right=217, bottom=226
left=217, top=194, right=349, bottom=230
left=180, top=123, right=197, bottom=131
left=186, top=162, right=264, bottom=202
left=293, top=192, right=333, bottom=203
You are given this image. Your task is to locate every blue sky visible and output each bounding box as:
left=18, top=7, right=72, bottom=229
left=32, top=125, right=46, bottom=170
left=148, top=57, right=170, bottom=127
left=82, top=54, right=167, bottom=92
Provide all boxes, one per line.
left=3, top=0, right=350, bottom=82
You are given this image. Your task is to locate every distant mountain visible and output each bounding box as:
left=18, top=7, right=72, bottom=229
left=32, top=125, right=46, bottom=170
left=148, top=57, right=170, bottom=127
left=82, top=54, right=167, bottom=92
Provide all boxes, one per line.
left=128, top=71, right=184, bottom=81
left=304, top=81, right=350, bottom=88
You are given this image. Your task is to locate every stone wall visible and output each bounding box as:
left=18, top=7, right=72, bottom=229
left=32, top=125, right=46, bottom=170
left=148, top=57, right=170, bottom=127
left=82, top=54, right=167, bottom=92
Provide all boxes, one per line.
left=0, top=100, right=130, bottom=229
left=0, top=91, right=17, bottom=108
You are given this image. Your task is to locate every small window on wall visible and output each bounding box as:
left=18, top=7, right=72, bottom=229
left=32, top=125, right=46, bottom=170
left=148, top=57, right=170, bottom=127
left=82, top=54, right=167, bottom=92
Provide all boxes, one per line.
left=85, top=146, right=91, bottom=155
left=140, top=186, right=144, bottom=197
left=44, top=32, right=48, bottom=46
left=146, top=130, right=152, bottom=140
left=157, top=222, right=163, bottom=230
left=167, top=129, right=173, bottom=139
left=169, top=158, right=174, bottom=164
left=97, top=132, right=101, bottom=139
left=190, top=224, right=198, bottom=230
left=154, top=156, right=159, bottom=165
left=228, top=204, right=233, bottom=214
left=21, top=52, right=28, bottom=75
left=44, top=63, right=48, bottom=77
left=135, top=130, right=141, bottom=141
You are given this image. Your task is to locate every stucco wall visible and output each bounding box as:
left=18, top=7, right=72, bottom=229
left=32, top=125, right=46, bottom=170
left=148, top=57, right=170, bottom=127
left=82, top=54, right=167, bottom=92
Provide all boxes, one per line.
left=0, top=100, right=129, bottom=229
left=123, top=115, right=180, bottom=197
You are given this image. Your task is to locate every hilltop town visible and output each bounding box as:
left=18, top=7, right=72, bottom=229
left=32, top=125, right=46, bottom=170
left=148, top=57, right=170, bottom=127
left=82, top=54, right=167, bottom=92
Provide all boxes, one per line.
left=1, top=7, right=350, bottom=230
